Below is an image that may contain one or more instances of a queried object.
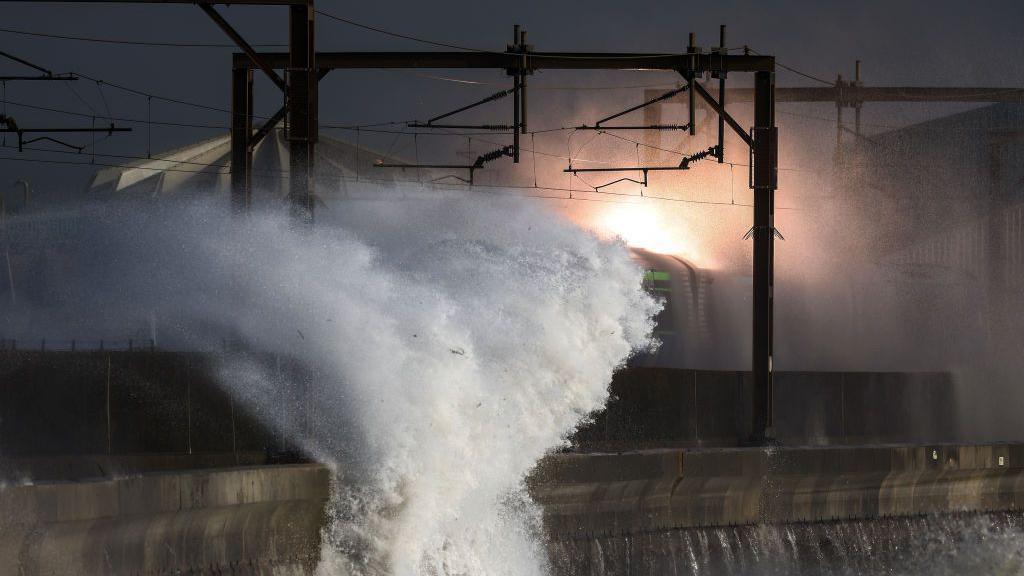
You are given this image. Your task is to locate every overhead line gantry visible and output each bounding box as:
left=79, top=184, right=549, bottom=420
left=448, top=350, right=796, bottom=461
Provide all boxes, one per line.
left=7, top=2, right=781, bottom=444
left=228, top=24, right=781, bottom=445
left=0, top=49, right=77, bottom=81
left=1, top=49, right=127, bottom=150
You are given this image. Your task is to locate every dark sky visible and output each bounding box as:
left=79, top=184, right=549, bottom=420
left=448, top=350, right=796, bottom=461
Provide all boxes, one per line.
left=2, top=0, right=1023, bottom=197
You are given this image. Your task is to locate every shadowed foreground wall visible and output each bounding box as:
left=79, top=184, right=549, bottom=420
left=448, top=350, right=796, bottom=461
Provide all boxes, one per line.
left=0, top=349, right=308, bottom=459
left=0, top=464, right=330, bottom=576
left=0, top=351, right=969, bottom=574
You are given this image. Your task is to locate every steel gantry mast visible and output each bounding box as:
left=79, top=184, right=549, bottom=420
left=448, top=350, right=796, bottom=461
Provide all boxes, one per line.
left=5, top=3, right=782, bottom=444
left=7, top=0, right=319, bottom=222
left=229, top=33, right=779, bottom=444
left=640, top=64, right=1024, bottom=162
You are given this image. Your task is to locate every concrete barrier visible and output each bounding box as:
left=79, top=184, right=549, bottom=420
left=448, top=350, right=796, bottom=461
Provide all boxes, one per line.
left=0, top=452, right=270, bottom=484
left=531, top=443, right=1024, bottom=538
left=0, top=350, right=312, bottom=459
left=572, top=368, right=957, bottom=449
left=0, top=463, right=330, bottom=575
left=1, top=352, right=961, bottom=459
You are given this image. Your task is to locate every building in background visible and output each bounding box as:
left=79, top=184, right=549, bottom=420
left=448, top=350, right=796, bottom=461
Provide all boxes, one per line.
left=838, top=102, right=1024, bottom=378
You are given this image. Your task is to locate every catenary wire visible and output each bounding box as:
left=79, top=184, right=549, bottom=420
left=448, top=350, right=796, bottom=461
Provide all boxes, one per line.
left=0, top=26, right=285, bottom=48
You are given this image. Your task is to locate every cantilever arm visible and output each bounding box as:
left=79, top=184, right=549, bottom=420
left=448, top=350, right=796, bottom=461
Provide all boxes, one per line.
left=595, top=84, right=689, bottom=127
left=374, top=145, right=513, bottom=185
left=200, top=5, right=286, bottom=91
left=563, top=145, right=720, bottom=176
left=689, top=80, right=752, bottom=148
left=419, top=88, right=515, bottom=126
left=0, top=50, right=77, bottom=81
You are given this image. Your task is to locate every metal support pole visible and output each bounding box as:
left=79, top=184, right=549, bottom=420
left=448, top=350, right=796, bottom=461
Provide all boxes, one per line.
left=520, top=29, right=528, bottom=135
left=230, top=396, right=238, bottom=464
left=983, top=133, right=1022, bottom=351
left=835, top=74, right=844, bottom=167
left=288, top=3, right=317, bottom=225
left=186, top=366, right=192, bottom=455
left=200, top=4, right=286, bottom=91
left=751, top=69, right=777, bottom=444
left=246, top=70, right=254, bottom=201
left=718, top=25, right=726, bottom=163
left=230, top=67, right=252, bottom=213
left=105, top=355, right=112, bottom=454
left=512, top=24, right=521, bottom=163
left=854, top=61, right=862, bottom=137
left=687, top=33, right=697, bottom=137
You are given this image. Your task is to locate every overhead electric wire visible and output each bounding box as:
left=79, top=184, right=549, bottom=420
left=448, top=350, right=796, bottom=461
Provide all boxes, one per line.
left=62, top=79, right=97, bottom=115
left=775, top=108, right=1016, bottom=133
left=314, top=9, right=679, bottom=60
left=1, top=81, right=894, bottom=172
left=4, top=96, right=574, bottom=137
left=0, top=152, right=234, bottom=175
left=4, top=98, right=227, bottom=129
left=73, top=72, right=239, bottom=115
left=0, top=148, right=804, bottom=209
left=565, top=126, right=820, bottom=174
left=0, top=26, right=817, bottom=193
left=746, top=48, right=833, bottom=86
left=6, top=142, right=230, bottom=168
left=0, top=26, right=285, bottom=48
left=0, top=143, right=294, bottom=176
left=94, top=78, right=113, bottom=122
left=413, top=72, right=682, bottom=92
left=775, top=61, right=833, bottom=86
left=314, top=9, right=489, bottom=52
left=1, top=21, right=744, bottom=63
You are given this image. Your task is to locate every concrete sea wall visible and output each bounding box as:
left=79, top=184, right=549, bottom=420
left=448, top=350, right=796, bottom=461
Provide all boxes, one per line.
left=0, top=350, right=312, bottom=459
left=0, top=463, right=330, bottom=575
left=1, top=351, right=960, bottom=458
left=532, top=443, right=1024, bottom=538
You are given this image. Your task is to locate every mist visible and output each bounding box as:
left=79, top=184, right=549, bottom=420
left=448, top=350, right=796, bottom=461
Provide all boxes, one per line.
left=0, top=188, right=659, bottom=574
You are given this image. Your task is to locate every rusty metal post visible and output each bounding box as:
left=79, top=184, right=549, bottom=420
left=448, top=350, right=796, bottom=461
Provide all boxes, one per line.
left=230, top=67, right=252, bottom=213
left=288, top=3, right=317, bottom=225
left=751, top=69, right=777, bottom=443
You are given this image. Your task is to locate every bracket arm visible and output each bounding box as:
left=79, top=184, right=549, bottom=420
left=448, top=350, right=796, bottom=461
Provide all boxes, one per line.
left=689, top=79, right=753, bottom=147
left=200, top=5, right=287, bottom=92
left=596, top=84, right=689, bottom=127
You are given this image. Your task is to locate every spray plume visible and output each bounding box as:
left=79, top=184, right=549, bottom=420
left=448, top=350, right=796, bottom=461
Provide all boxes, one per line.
left=3, top=187, right=659, bottom=575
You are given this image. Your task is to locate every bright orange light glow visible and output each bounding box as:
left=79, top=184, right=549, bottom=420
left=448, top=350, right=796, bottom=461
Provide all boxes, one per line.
left=595, top=204, right=702, bottom=264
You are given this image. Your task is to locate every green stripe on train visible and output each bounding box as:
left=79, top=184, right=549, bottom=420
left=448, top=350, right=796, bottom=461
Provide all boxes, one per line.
left=644, top=270, right=670, bottom=282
